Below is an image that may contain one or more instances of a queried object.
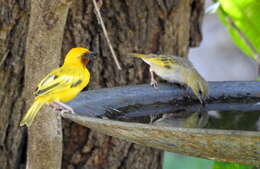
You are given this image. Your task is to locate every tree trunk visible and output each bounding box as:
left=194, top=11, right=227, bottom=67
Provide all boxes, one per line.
left=0, top=1, right=29, bottom=169
left=24, top=0, right=72, bottom=168
left=0, top=0, right=204, bottom=168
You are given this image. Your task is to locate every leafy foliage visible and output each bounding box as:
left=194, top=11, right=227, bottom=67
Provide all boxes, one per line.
left=213, top=162, right=254, bottom=169
left=217, top=0, right=260, bottom=61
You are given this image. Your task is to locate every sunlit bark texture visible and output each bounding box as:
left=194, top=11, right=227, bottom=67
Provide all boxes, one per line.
left=0, top=0, right=204, bottom=168
left=24, top=0, right=72, bottom=168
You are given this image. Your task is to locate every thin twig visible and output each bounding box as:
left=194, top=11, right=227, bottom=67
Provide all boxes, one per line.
left=226, top=16, right=260, bottom=64
left=0, top=50, right=9, bottom=67
left=92, top=0, right=122, bottom=70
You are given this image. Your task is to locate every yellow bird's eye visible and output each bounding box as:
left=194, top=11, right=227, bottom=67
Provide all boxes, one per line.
left=81, top=52, right=97, bottom=59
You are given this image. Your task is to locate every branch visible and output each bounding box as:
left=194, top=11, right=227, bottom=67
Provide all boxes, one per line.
left=63, top=81, right=260, bottom=164
left=92, top=0, right=122, bottom=70
left=0, top=50, right=9, bottom=67
left=24, top=0, right=71, bottom=168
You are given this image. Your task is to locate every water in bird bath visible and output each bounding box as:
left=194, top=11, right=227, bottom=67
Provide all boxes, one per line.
left=104, top=101, right=260, bottom=131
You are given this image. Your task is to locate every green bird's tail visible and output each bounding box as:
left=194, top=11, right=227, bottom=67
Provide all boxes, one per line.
left=128, top=53, right=149, bottom=59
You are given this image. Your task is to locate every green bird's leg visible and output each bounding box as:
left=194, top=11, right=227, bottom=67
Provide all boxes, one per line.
left=149, top=67, right=158, bottom=89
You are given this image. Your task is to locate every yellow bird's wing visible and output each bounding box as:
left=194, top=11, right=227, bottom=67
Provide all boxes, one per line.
left=34, top=66, right=85, bottom=97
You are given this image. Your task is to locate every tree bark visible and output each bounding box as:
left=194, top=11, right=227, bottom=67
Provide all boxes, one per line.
left=0, top=0, right=204, bottom=168
left=24, top=0, right=72, bottom=168
left=0, top=1, right=29, bottom=169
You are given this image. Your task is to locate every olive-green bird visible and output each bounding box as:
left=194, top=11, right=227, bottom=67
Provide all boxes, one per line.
left=129, top=53, right=208, bottom=104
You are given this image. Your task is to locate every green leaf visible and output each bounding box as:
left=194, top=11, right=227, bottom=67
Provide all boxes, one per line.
left=212, top=161, right=254, bottom=169
left=217, top=0, right=260, bottom=61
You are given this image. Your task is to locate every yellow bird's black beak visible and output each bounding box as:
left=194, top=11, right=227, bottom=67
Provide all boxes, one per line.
left=82, top=51, right=97, bottom=60
left=81, top=51, right=97, bottom=67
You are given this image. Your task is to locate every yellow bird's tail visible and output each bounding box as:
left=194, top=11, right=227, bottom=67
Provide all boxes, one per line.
left=20, top=98, right=45, bottom=127
left=128, top=53, right=148, bottom=59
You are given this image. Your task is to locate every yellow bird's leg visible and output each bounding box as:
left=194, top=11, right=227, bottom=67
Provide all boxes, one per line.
left=149, top=67, right=158, bottom=89
left=51, top=101, right=75, bottom=115
left=49, top=103, right=61, bottom=111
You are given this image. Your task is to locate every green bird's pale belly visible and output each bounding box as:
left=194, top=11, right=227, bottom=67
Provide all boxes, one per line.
left=150, top=64, right=188, bottom=84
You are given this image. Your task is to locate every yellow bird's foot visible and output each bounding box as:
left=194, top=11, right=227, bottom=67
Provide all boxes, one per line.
left=50, top=102, right=75, bottom=115
left=49, top=103, right=61, bottom=111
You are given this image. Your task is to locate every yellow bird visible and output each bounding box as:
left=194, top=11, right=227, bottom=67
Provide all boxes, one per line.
left=20, top=48, right=96, bottom=127
left=129, top=53, right=208, bottom=104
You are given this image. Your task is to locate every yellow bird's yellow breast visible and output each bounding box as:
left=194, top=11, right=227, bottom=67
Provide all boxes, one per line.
left=58, top=67, right=90, bottom=102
